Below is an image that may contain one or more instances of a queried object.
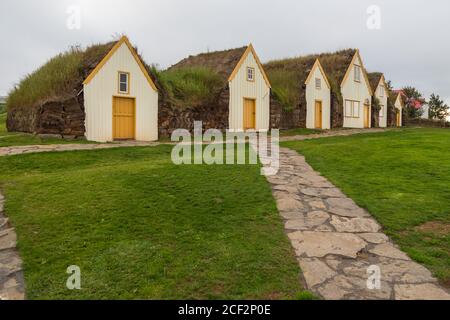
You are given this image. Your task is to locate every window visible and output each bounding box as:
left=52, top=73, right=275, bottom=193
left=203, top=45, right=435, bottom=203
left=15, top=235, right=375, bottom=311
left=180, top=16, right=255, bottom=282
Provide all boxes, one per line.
left=315, top=78, right=321, bottom=89
left=345, top=100, right=360, bottom=118
left=354, top=65, right=361, bottom=82
left=379, top=105, right=384, bottom=117
left=345, top=100, right=352, bottom=117
left=379, top=85, right=384, bottom=97
left=118, top=72, right=129, bottom=94
left=247, top=67, right=255, bottom=82
left=353, top=101, right=360, bottom=117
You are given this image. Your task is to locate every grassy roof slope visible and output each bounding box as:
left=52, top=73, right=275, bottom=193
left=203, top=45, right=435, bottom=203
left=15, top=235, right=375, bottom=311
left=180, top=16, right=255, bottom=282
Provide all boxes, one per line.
left=367, top=72, right=383, bottom=93
left=264, top=49, right=356, bottom=110
left=264, top=55, right=316, bottom=110
left=167, top=46, right=247, bottom=82
left=7, top=41, right=117, bottom=111
left=159, top=46, right=247, bottom=108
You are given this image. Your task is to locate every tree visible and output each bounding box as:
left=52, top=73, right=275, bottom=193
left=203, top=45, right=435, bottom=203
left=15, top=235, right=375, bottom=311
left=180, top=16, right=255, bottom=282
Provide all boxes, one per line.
left=428, top=93, right=450, bottom=121
left=402, top=86, right=426, bottom=119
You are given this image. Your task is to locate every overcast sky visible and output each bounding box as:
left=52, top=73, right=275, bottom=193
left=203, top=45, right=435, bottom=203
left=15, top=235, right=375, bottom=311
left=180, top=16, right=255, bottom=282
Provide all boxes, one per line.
left=1, top=0, right=449, bottom=105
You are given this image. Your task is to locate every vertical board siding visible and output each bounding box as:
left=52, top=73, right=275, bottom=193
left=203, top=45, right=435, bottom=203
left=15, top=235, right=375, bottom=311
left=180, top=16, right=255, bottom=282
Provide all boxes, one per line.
left=341, top=55, right=372, bottom=128
left=375, top=82, right=388, bottom=128
left=395, top=95, right=403, bottom=127
left=229, top=52, right=270, bottom=131
left=305, top=67, right=331, bottom=129
left=84, top=43, right=158, bottom=142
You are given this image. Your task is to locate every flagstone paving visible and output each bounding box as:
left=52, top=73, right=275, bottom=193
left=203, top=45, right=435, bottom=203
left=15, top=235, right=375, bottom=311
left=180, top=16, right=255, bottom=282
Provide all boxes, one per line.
left=0, top=192, right=25, bottom=300
left=263, top=148, right=450, bottom=300
left=0, top=141, right=160, bottom=157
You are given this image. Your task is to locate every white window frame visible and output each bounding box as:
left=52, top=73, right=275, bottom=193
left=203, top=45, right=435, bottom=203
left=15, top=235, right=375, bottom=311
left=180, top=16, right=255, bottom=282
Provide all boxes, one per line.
left=345, top=100, right=360, bottom=118
left=247, top=67, right=255, bottom=82
left=118, top=71, right=130, bottom=94
left=354, top=65, right=361, bottom=82
left=379, top=85, right=384, bottom=97
left=315, top=78, right=321, bottom=89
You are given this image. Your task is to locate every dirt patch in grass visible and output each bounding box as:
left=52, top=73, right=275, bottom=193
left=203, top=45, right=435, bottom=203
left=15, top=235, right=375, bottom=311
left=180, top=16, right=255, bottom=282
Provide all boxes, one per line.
left=415, top=221, right=450, bottom=236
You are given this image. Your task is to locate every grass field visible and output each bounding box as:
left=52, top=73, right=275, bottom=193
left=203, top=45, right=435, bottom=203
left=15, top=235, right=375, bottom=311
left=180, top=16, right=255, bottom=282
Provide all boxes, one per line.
left=283, top=128, right=450, bottom=286
left=0, top=145, right=304, bottom=299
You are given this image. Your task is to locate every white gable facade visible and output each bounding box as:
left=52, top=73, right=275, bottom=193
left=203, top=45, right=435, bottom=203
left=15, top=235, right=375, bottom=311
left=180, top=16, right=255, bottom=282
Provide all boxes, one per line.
left=305, top=60, right=331, bottom=129
left=341, top=52, right=372, bottom=128
left=228, top=46, right=271, bottom=131
left=395, top=94, right=403, bottom=126
left=83, top=37, right=158, bottom=142
left=375, top=77, right=388, bottom=128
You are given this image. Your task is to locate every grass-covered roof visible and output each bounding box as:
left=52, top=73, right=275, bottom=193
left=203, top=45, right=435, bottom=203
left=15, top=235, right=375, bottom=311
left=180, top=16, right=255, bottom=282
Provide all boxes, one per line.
left=7, top=41, right=118, bottom=111
left=264, top=49, right=356, bottom=110
left=168, top=46, right=248, bottom=82
left=158, top=46, right=248, bottom=108
left=7, top=37, right=161, bottom=112
left=367, top=72, right=384, bottom=92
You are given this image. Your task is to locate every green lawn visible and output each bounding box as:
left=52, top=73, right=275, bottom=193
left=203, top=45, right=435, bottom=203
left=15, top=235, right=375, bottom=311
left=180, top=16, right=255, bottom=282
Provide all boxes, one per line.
left=0, top=112, right=92, bottom=147
left=0, top=145, right=303, bottom=299
left=283, top=128, right=450, bottom=286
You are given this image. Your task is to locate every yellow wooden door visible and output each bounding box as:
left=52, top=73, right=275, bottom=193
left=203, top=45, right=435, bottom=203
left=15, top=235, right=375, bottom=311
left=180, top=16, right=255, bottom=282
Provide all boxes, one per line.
left=243, top=99, right=256, bottom=130
left=113, top=97, right=135, bottom=140
left=397, top=112, right=401, bottom=126
left=315, top=101, right=322, bottom=129
left=364, top=105, right=370, bottom=128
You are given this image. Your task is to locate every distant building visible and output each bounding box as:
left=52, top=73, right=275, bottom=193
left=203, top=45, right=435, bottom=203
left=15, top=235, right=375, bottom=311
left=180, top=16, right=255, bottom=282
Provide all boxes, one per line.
left=0, top=96, right=6, bottom=104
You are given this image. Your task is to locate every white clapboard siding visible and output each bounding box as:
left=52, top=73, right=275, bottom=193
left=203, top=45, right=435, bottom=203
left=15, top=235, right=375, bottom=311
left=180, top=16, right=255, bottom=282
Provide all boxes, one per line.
left=374, top=78, right=388, bottom=128
left=395, top=94, right=403, bottom=127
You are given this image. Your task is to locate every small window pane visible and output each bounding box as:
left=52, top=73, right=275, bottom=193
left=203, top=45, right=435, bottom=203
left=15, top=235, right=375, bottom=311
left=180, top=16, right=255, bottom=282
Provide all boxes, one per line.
left=120, top=83, right=128, bottom=93
left=345, top=100, right=352, bottom=117
left=247, top=67, right=254, bottom=81
left=353, top=101, right=360, bottom=117
left=315, top=78, right=321, bottom=89
left=120, top=73, right=128, bottom=83
left=354, top=65, right=361, bottom=82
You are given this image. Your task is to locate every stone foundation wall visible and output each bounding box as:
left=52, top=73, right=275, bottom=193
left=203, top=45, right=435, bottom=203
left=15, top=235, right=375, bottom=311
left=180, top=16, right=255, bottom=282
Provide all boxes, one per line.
left=6, top=95, right=85, bottom=138
left=158, top=88, right=230, bottom=137
left=330, top=94, right=343, bottom=128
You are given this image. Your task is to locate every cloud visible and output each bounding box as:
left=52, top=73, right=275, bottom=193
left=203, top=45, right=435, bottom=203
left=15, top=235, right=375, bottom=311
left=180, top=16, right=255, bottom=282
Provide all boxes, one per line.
left=1, top=0, right=449, bottom=104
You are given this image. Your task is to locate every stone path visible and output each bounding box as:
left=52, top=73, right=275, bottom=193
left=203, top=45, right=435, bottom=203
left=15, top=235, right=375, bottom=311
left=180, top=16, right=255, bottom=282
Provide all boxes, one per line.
left=0, top=191, right=25, bottom=300
left=264, top=148, right=450, bottom=300
left=0, top=141, right=160, bottom=157
left=280, top=128, right=387, bottom=142
left=0, top=128, right=390, bottom=157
